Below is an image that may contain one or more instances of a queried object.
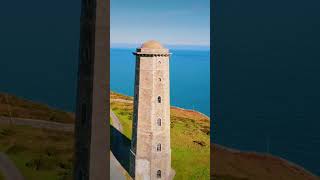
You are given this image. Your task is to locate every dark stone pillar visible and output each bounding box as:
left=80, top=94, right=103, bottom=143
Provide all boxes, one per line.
left=74, top=0, right=109, bottom=179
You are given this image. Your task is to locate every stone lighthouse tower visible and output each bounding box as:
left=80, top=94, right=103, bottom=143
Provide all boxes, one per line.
left=130, top=40, right=174, bottom=180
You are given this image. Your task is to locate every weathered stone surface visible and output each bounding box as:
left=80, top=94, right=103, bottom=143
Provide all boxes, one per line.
left=130, top=41, right=174, bottom=180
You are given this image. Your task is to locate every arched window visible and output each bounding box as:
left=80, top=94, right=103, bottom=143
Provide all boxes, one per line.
left=157, top=170, right=161, bottom=178
left=159, top=78, right=161, bottom=82
left=157, top=144, right=161, bottom=151
left=157, top=118, right=161, bottom=126
left=158, top=96, right=161, bottom=103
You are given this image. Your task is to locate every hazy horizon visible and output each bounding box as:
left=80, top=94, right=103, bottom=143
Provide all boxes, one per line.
left=111, top=42, right=210, bottom=51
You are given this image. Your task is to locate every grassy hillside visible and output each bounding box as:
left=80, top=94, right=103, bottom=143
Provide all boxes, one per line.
left=110, top=92, right=134, bottom=101
left=0, top=124, right=73, bottom=180
left=0, top=93, right=74, bottom=124
left=110, top=91, right=210, bottom=179
left=1, top=92, right=318, bottom=180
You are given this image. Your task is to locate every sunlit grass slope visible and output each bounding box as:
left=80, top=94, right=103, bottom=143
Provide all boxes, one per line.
left=110, top=91, right=210, bottom=179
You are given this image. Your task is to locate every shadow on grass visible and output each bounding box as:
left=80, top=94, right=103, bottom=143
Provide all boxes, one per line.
left=110, top=125, right=131, bottom=175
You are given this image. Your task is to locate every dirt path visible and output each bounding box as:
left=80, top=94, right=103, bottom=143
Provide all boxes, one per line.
left=110, top=111, right=123, bottom=132
left=0, top=116, right=74, bottom=180
left=0, top=114, right=129, bottom=180
left=0, top=152, right=24, bottom=180
left=0, top=116, right=73, bottom=132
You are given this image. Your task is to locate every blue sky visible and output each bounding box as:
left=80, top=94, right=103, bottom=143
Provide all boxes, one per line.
left=111, top=0, right=210, bottom=46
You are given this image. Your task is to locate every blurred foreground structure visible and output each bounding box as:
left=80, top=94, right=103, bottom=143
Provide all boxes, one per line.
left=74, top=0, right=109, bottom=179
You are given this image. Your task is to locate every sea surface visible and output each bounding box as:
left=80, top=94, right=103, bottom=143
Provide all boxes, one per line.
left=213, top=0, right=320, bottom=174
left=111, top=48, right=210, bottom=116
left=214, top=56, right=320, bottom=175
left=1, top=46, right=320, bottom=176
left=0, top=47, right=211, bottom=117
left=1, top=0, right=319, bottom=177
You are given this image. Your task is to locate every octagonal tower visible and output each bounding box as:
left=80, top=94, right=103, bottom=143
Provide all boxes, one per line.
left=130, top=40, right=174, bottom=180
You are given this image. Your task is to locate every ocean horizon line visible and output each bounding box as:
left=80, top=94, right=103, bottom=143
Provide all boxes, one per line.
left=111, top=43, right=210, bottom=51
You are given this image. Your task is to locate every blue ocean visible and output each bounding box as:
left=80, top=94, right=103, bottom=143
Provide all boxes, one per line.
left=1, top=45, right=320, bottom=176
left=0, top=46, right=210, bottom=116
left=111, top=48, right=211, bottom=116
left=1, top=0, right=320, bottom=176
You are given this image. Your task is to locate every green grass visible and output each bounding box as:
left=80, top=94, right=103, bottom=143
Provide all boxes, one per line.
left=0, top=91, right=315, bottom=180
left=110, top=93, right=210, bottom=179
left=0, top=91, right=209, bottom=180
left=0, top=124, right=73, bottom=180
left=0, top=93, right=74, bottom=124
left=110, top=102, right=133, bottom=139
left=110, top=91, right=133, bottom=101
left=170, top=116, right=210, bottom=179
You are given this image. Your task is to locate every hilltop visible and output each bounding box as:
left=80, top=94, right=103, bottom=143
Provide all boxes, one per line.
left=0, top=93, right=74, bottom=124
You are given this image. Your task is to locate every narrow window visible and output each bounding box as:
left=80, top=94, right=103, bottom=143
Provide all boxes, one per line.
left=159, top=78, right=161, bottom=82
left=157, top=118, right=161, bottom=126
left=157, top=170, right=161, bottom=178
left=157, top=144, right=161, bottom=151
left=158, top=96, right=161, bottom=103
